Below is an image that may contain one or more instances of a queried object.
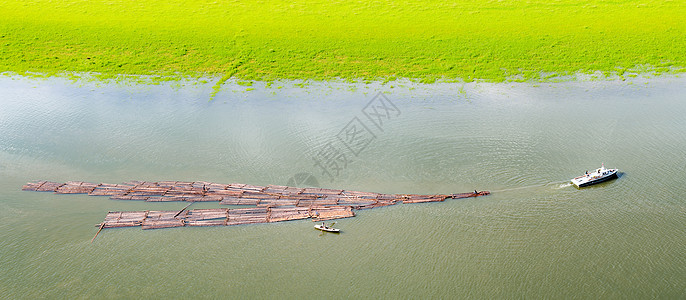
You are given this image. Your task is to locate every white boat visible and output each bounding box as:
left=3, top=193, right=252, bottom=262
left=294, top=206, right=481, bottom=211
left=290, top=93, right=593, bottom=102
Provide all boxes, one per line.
left=571, top=164, right=618, bottom=188
left=314, top=224, right=340, bottom=233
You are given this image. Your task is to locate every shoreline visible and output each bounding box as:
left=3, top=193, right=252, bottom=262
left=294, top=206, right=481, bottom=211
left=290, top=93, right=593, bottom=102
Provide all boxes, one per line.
left=2, top=64, right=684, bottom=89
left=2, top=70, right=683, bottom=90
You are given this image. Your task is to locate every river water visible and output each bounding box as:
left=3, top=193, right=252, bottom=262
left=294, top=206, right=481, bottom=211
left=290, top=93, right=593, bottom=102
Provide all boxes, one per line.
left=1, top=76, right=685, bottom=298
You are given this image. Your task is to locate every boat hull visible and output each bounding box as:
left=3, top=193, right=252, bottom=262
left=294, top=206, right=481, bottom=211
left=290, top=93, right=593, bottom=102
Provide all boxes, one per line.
left=314, top=225, right=340, bottom=233
left=574, top=172, right=618, bottom=187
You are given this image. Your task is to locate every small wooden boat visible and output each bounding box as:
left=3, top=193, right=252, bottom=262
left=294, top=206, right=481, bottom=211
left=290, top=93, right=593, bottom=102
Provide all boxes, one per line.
left=314, top=223, right=340, bottom=233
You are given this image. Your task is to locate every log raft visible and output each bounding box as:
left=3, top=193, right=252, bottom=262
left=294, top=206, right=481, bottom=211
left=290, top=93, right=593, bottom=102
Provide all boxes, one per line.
left=23, top=180, right=490, bottom=230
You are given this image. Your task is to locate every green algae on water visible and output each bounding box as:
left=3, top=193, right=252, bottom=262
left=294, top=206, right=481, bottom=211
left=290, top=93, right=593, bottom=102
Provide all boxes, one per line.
left=1, top=0, right=685, bottom=84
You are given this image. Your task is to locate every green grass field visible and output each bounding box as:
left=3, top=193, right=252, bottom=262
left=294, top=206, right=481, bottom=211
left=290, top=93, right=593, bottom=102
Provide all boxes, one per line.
left=1, top=0, right=685, bottom=83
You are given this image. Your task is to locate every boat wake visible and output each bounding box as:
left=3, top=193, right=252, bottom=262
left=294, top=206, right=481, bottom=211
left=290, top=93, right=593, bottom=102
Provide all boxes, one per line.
left=490, top=181, right=570, bottom=193
left=556, top=182, right=573, bottom=189
left=490, top=184, right=547, bottom=193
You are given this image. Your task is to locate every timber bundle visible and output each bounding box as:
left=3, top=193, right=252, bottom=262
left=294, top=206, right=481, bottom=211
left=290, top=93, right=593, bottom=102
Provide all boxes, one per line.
left=23, top=180, right=490, bottom=230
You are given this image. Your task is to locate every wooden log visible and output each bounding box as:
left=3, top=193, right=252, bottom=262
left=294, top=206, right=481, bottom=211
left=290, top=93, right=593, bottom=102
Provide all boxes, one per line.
left=186, top=219, right=227, bottom=227
left=157, top=181, right=178, bottom=186
left=300, top=188, right=322, bottom=195
left=22, top=181, right=47, bottom=191
left=129, top=187, right=169, bottom=193
left=280, top=194, right=319, bottom=201
left=96, top=183, right=119, bottom=188
left=192, top=181, right=213, bottom=188
left=89, top=184, right=132, bottom=196
left=266, top=184, right=289, bottom=190
left=145, top=210, right=178, bottom=219
left=127, top=187, right=169, bottom=195
left=295, top=199, right=316, bottom=207
left=35, top=181, right=64, bottom=192
left=402, top=195, right=447, bottom=204
left=318, top=188, right=344, bottom=195
left=264, top=185, right=303, bottom=196
left=186, top=208, right=228, bottom=219
left=142, top=210, right=184, bottom=229
left=356, top=200, right=399, bottom=210
left=240, top=192, right=273, bottom=199
left=219, top=197, right=242, bottom=205
left=311, top=206, right=355, bottom=221
left=300, top=187, right=343, bottom=197
left=91, top=222, right=105, bottom=243
left=174, top=181, right=194, bottom=185
left=91, top=190, right=127, bottom=196
left=207, top=183, right=230, bottom=190
left=198, top=195, right=224, bottom=202
left=122, top=180, right=148, bottom=186
left=174, top=202, right=194, bottom=217
left=448, top=191, right=489, bottom=199
left=145, top=196, right=177, bottom=202
left=126, top=192, right=161, bottom=198
left=341, top=191, right=380, bottom=198
left=142, top=220, right=185, bottom=230
left=237, top=198, right=260, bottom=205
left=257, top=198, right=298, bottom=207
left=102, top=211, right=145, bottom=228
left=104, top=211, right=138, bottom=223
left=228, top=207, right=268, bottom=225
left=268, top=207, right=311, bottom=222
left=227, top=218, right=268, bottom=225
left=110, top=195, right=150, bottom=201
left=165, top=189, right=203, bottom=196
left=242, top=184, right=266, bottom=191
left=230, top=207, right=268, bottom=215
left=375, top=194, right=398, bottom=201
left=169, top=183, right=193, bottom=191
left=116, top=211, right=147, bottom=221
left=283, top=186, right=305, bottom=194
left=207, top=189, right=243, bottom=197
left=104, top=222, right=141, bottom=228
left=185, top=208, right=228, bottom=226
left=55, top=185, right=97, bottom=194
left=297, top=195, right=339, bottom=207
left=337, top=198, right=376, bottom=206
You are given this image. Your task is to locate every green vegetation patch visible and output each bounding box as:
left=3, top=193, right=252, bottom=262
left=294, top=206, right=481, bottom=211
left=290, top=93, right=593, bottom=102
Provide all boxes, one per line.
left=1, top=0, right=685, bottom=83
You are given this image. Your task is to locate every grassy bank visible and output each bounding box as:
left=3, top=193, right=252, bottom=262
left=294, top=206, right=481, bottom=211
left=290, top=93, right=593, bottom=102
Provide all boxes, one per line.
left=1, top=0, right=685, bottom=83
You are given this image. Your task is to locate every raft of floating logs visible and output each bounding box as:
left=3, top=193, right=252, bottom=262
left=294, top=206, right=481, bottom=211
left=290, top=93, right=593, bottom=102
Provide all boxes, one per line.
left=23, top=180, right=489, bottom=230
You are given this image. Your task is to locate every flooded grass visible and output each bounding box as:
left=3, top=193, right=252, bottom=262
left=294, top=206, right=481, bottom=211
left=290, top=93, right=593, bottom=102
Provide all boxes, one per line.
left=1, top=0, right=685, bottom=83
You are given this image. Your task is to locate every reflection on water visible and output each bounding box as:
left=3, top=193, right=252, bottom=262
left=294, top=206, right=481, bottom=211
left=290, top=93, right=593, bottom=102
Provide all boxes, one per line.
left=1, top=76, right=686, bottom=298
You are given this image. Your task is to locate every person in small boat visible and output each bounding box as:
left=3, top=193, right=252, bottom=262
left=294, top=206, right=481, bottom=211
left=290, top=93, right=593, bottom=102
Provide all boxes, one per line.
left=474, top=190, right=478, bottom=194
left=321, top=222, right=326, bottom=229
